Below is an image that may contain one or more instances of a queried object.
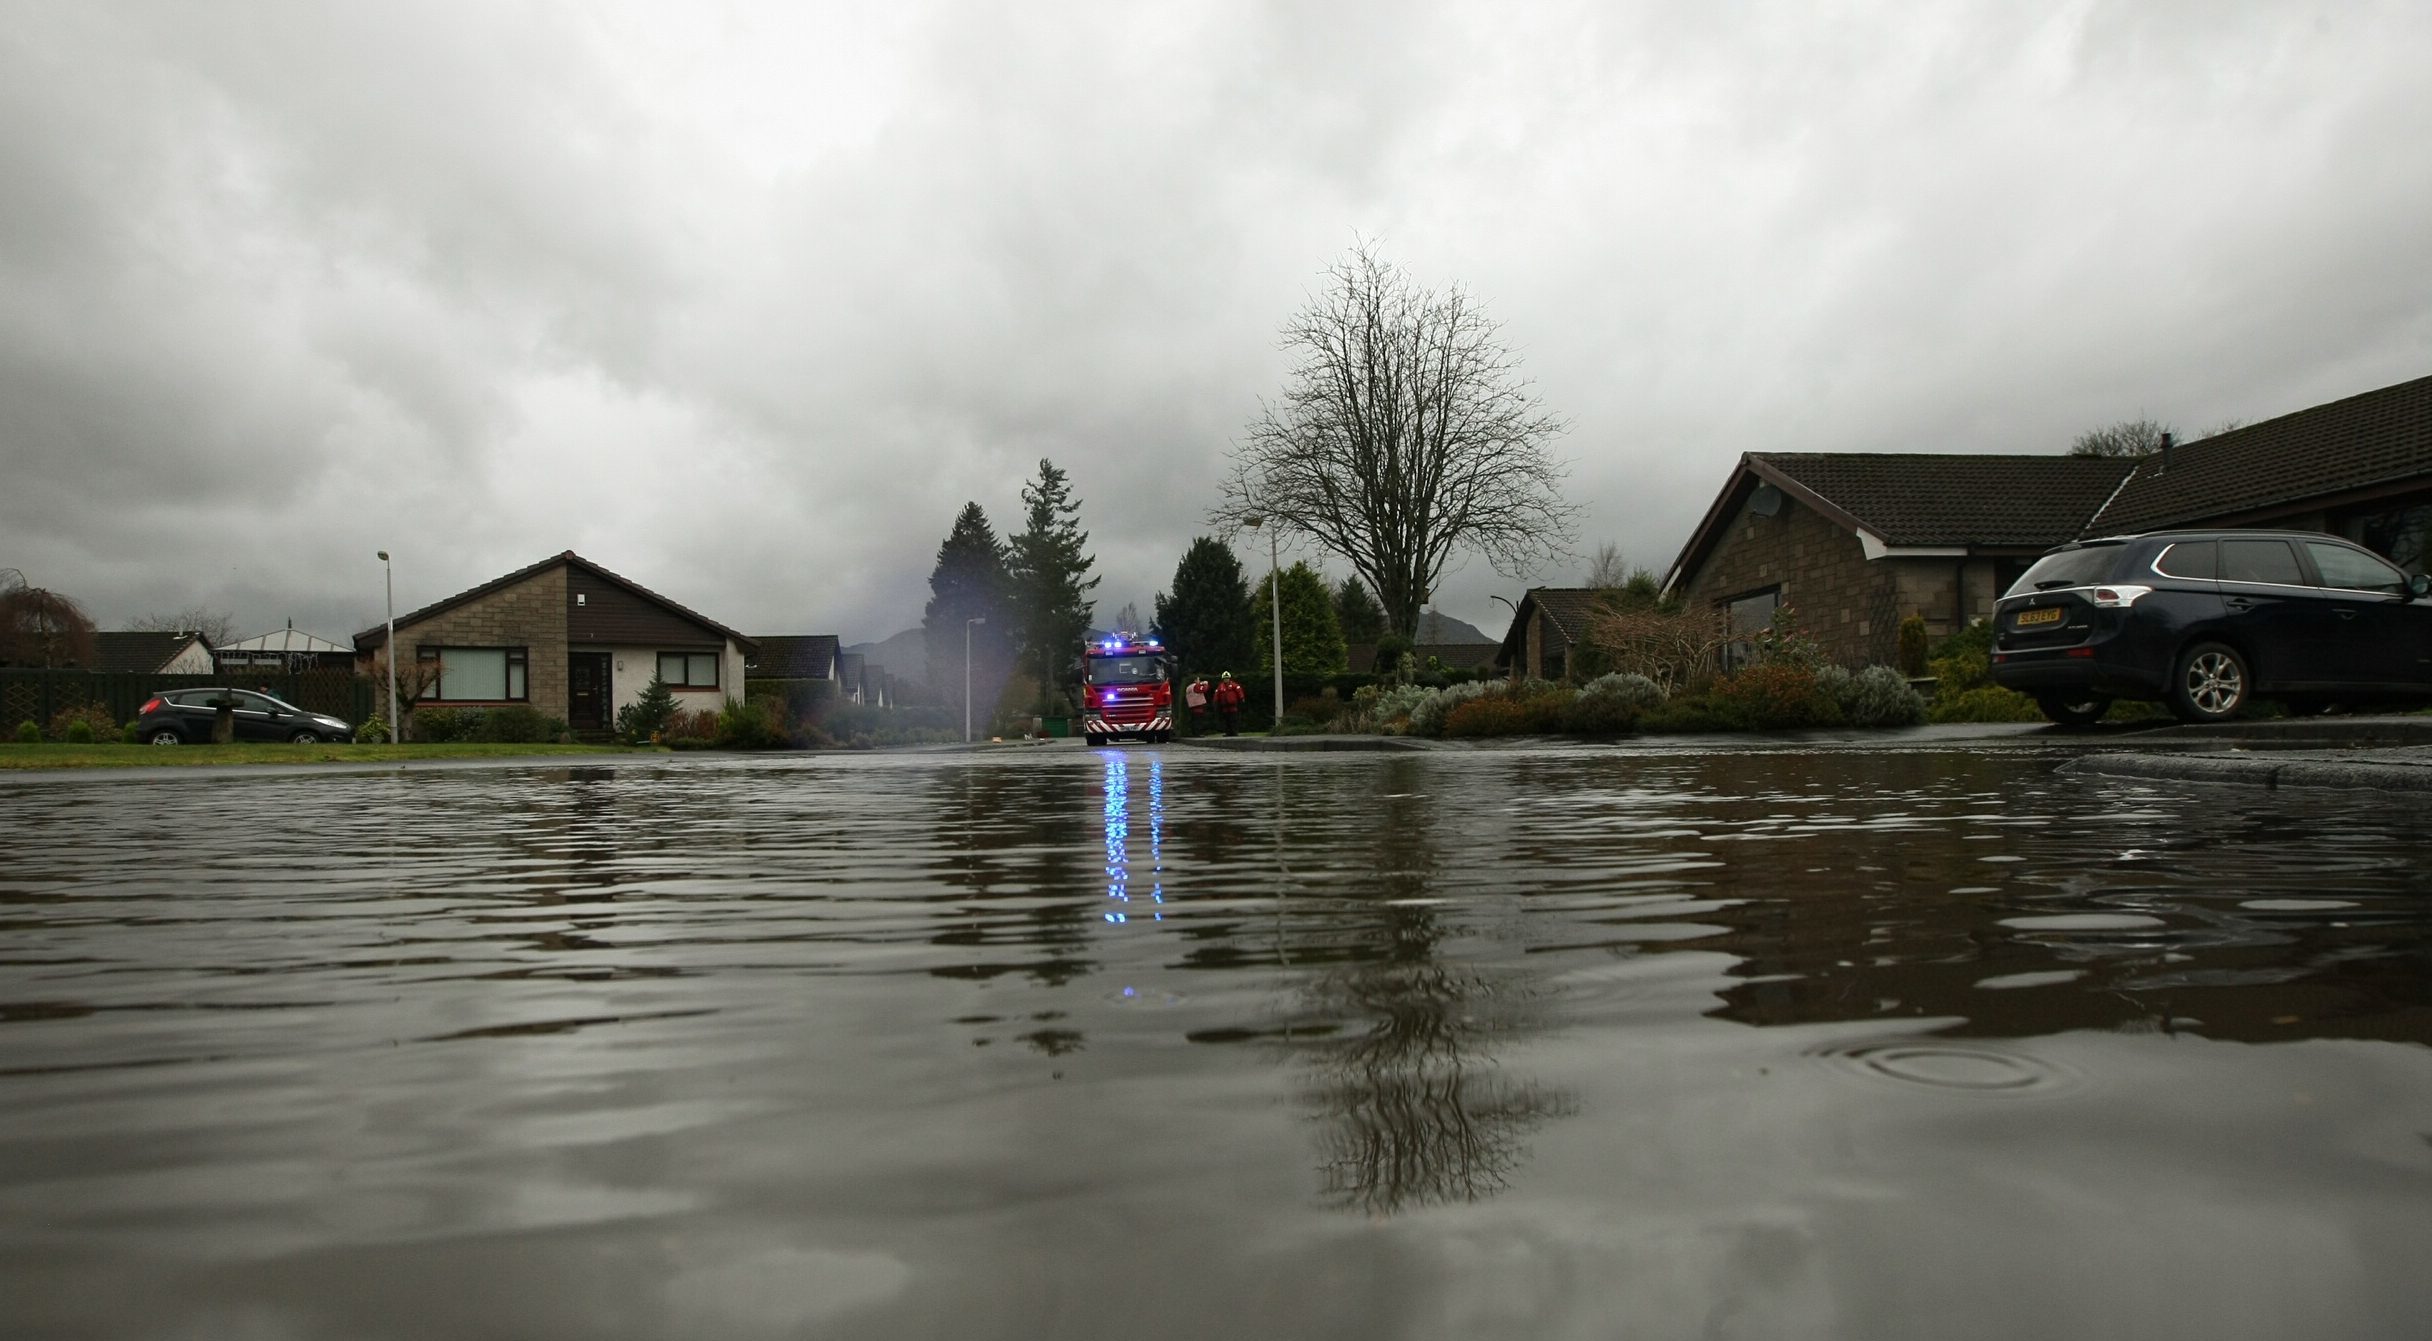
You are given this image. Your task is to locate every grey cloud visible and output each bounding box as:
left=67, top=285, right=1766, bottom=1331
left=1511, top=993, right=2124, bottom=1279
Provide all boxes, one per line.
left=4, top=0, right=2429, bottom=647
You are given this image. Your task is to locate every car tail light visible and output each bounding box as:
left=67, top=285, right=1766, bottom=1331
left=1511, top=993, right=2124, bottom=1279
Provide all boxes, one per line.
left=2089, top=585, right=2152, bottom=608
left=139, top=696, right=163, bottom=715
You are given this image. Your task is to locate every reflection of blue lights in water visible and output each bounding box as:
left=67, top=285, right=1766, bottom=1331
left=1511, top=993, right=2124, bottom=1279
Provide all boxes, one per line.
left=1101, top=754, right=1169, bottom=925
left=1103, top=755, right=1130, bottom=922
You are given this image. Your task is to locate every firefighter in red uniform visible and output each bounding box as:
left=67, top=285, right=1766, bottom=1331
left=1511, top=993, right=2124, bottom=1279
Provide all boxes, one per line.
left=1212, top=671, right=1247, bottom=736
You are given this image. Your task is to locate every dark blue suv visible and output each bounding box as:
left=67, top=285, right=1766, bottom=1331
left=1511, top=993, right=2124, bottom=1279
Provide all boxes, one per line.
left=1990, top=529, right=2432, bottom=725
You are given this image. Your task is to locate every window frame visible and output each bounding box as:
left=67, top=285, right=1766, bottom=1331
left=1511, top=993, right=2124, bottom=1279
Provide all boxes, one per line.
left=656, top=649, right=722, bottom=691
left=415, top=646, right=530, bottom=702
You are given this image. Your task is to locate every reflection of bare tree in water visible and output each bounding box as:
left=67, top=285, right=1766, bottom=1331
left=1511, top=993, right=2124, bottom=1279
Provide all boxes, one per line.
left=1295, top=933, right=1572, bottom=1214
left=1274, top=754, right=1576, bottom=1216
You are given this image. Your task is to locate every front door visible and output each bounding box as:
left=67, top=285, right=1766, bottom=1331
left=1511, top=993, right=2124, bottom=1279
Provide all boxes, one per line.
left=568, top=653, right=612, bottom=732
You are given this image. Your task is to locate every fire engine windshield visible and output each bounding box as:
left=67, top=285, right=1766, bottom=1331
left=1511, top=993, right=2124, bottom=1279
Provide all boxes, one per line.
left=1085, top=656, right=1166, bottom=685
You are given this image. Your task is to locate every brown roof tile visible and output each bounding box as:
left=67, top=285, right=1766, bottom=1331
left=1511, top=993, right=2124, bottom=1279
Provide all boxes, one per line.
left=1756, top=453, right=2137, bottom=547
left=2085, top=372, right=2432, bottom=534
left=747, top=634, right=840, bottom=679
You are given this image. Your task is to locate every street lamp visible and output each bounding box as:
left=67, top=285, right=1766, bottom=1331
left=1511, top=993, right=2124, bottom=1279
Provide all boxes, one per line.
left=965, top=615, right=987, bottom=744
left=1240, top=514, right=1284, bottom=726
left=376, top=550, right=397, bottom=743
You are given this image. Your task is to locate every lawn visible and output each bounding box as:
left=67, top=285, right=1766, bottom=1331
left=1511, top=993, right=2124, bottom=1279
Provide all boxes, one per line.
left=0, top=742, right=657, bottom=770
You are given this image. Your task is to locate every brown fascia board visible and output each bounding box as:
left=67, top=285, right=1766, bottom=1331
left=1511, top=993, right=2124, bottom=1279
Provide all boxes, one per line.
left=354, top=550, right=758, bottom=654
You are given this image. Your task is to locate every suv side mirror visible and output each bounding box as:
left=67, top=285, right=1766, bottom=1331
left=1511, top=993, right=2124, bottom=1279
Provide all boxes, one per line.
left=2411, top=573, right=2431, bottom=600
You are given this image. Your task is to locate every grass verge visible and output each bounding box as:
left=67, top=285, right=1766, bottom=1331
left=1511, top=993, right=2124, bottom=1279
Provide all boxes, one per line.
left=0, top=743, right=657, bottom=770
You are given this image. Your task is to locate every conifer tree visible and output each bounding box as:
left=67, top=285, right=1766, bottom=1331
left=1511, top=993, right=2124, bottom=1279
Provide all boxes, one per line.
left=1154, top=538, right=1257, bottom=679
left=922, top=502, right=1016, bottom=704
left=1006, top=459, right=1098, bottom=709
left=1252, top=561, right=1348, bottom=676
left=1331, top=576, right=1387, bottom=644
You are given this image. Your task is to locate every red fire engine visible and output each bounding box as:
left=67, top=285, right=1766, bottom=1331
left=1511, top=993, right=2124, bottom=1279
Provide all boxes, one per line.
left=1080, top=632, right=1174, bottom=746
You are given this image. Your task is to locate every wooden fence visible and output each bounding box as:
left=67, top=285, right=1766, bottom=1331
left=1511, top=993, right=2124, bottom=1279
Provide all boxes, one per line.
left=1, top=668, right=376, bottom=734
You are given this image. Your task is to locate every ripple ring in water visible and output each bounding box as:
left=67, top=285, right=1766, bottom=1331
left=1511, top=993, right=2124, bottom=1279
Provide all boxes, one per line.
left=1809, top=1038, right=2081, bottom=1096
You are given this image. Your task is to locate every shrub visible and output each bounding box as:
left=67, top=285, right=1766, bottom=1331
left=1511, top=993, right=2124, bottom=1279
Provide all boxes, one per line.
left=356, top=714, right=391, bottom=745
left=661, top=707, right=718, bottom=742
left=1407, top=680, right=1497, bottom=737
left=713, top=696, right=791, bottom=750
left=617, top=677, right=680, bottom=744
left=1897, top=614, right=1931, bottom=678
left=414, top=707, right=474, bottom=743
left=1584, top=603, right=1732, bottom=692
left=1750, top=604, right=1827, bottom=670
left=1927, top=620, right=1997, bottom=693
left=1444, top=695, right=1538, bottom=738
left=474, top=705, right=550, bottom=743
left=121, top=721, right=140, bottom=744
left=48, top=703, right=119, bottom=742
left=15, top=721, right=38, bottom=743
left=1818, top=664, right=1928, bottom=728
left=1708, top=663, right=1844, bottom=730
left=1928, top=684, right=2043, bottom=724
left=1558, top=673, right=1663, bottom=736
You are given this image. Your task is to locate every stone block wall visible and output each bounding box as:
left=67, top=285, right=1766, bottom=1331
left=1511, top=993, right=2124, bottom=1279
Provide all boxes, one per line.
left=402, top=566, right=569, bottom=714
left=1682, top=495, right=1900, bottom=667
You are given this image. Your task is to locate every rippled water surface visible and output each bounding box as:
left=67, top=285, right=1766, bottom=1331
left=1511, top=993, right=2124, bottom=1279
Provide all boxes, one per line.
left=7, top=744, right=2432, bottom=1339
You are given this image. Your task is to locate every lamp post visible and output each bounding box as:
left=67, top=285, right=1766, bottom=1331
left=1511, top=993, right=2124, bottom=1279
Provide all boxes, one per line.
left=965, top=615, right=987, bottom=743
left=1240, top=514, right=1284, bottom=725
left=376, top=550, right=397, bottom=743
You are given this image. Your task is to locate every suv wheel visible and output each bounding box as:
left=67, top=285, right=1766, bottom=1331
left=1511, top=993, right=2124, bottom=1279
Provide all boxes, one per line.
left=147, top=728, right=183, bottom=745
left=2034, top=694, right=2111, bottom=728
left=2169, top=642, right=2249, bottom=722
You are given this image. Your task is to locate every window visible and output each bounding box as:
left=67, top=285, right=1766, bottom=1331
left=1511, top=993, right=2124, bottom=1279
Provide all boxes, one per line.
left=2153, top=541, right=2218, bottom=580
left=2339, top=501, right=2432, bottom=576
left=2009, top=544, right=2126, bottom=594
left=657, top=651, right=720, bottom=689
left=417, top=647, right=529, bottom=701
left=1719, top=587, right=1779, bottom=671
left=2305, top=541, right=2408, bottom=594
left=2219, top=539, right=2304, bottom=586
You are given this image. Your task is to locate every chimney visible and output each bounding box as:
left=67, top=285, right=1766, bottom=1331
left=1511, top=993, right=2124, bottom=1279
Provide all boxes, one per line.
left=2158, top=431, right=2173, bottom=473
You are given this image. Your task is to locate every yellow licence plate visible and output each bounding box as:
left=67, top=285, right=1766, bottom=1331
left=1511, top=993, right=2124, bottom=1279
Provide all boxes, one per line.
left=2015, top=607, right=2064, bottom=627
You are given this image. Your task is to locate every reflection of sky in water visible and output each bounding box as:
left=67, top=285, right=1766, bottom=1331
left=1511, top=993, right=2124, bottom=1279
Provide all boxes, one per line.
left=1101, top=754, right=1165, bottom=925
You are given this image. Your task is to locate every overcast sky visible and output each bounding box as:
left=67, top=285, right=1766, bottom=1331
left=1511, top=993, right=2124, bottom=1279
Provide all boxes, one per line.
left=6, top=1, right=2430, bottom=655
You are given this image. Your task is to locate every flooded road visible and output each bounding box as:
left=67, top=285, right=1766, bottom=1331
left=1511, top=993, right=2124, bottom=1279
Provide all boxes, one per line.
left=5, top=743, right=2432, bottom=1339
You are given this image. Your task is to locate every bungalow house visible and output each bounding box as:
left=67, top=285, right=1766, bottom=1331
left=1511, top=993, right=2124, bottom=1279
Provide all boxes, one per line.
left=1649, top=369, right=2432, bottom=670
left=1496, top=588, right=1621, bottom=682
left=1659, top=455, right=2135, bottom=667
left=93, top=630, right=214, bottom=675
left=835, top=652, right=866, bottom=705
left=354, top=551, right=754, bottom=735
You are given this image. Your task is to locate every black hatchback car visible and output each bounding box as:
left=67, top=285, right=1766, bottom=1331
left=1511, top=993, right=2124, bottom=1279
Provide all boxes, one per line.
left=1990, top=529, right=2432, bottom=725
left=134, top=688, right=356, bottom=744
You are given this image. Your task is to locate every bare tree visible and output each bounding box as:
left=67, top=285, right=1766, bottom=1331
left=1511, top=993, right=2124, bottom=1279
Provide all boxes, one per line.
left=129, top=607, right=238, bottom=645
left=2068, top=417, right=2174, bottom=458
left=0, top=569, right=98, bottom=668
left=1581, top=541, right=1630, bottom=589
left=1215, top=242, right=1576, bottom=639
left=1585, top=602, right=1733, bottom=692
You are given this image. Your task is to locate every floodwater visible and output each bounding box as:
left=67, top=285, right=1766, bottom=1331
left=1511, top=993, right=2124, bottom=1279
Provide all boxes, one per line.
left=5, top=743, right=2432, bottom=1340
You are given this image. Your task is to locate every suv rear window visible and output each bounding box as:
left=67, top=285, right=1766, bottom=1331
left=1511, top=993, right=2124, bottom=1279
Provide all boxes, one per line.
left=2153, top=540, right=2218, bottom=579
left=2009, top=544, right=2125, bottom=594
